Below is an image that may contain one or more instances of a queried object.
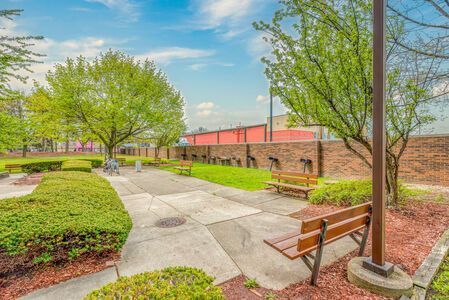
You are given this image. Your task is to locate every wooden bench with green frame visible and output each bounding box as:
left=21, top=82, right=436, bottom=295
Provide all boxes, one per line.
left=174, top=160, right=193, bottom=176
left=263, top=170, right=318, bottom=199
left=264, top=202, right=373, bottom=285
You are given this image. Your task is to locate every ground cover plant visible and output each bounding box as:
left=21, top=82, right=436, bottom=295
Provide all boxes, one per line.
left=61, top=160, right=92, bottom=173
left=84, top=267, right=224, bottom=299
left=158, top=162, right=337, bottom=191
left=427, top=256, right=449, bottom=299
left=309, top=180, right=427, bottom=206
left=0, top=172, right=132, bottom=277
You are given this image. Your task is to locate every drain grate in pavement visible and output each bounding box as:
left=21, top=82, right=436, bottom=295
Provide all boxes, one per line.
left=155, top=217, right=186, bottom=228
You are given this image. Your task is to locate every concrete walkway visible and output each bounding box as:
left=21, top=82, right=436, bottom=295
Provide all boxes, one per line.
left=0, top=173, right=36, bottom=199
left=21, top=167, right=357, bottom=299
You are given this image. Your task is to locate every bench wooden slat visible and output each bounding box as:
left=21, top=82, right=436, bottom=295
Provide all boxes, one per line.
left=272, top=170, right=319, bottom=179
left=282, top=224, right=366, bottom=260
left=264, top=229, right=302, bottom=247
left=272, top=213, right=368, bottom=252
left=271, top=175, right=318, bottom=185
left=262, top=181, right=315, bottom=192
left=301, top=202, right=372, bottom=234
left=174, top=167, right=190, bottom=171
left=297, top=213, right=369, bottom=253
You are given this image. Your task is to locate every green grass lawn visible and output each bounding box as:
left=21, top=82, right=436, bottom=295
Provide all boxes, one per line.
left=0, top=154, right=155, bottom=173
left=428, top=256, right=449, bottom=299
left=158, top=161, right=340, bottom=191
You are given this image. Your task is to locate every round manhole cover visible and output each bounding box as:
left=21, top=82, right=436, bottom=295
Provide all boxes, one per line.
left=155, top=217, right=186, bottom=228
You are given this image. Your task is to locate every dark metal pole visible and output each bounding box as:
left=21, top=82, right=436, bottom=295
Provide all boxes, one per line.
left=372, top=0, right=386, bottom=267
left=270, top=92, right=273, bottom=142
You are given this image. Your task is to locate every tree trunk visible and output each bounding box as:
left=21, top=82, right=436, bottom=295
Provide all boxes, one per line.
left=155, top=147, right=160, bottom=159
left=65, top=139, right=69, bottom=153
left=385, top=156, right=400, bottom=207
left=108, top=144, right=114, bottom=159
left=22, top=143, right=27, bottom=158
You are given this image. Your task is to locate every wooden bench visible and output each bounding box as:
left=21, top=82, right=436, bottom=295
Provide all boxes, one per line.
left=116, top=158, right=126, bottom=166
left=5, top=164, right=22, bottom=173
left=174, top=160, right=193, bottom=176
left=263, top=170, right=318, bottom=199
left=147, top=158, right=162, bottom=167
left=264, top=202, right=372, bottom=285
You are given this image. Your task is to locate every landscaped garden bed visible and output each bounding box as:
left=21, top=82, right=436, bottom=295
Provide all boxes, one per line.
left=61, top=159, right=92, bottom=173
left=0, top=172, right=132, bottom=298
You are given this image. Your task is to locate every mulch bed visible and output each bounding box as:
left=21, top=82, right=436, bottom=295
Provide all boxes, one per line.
left=12, top=172, right=54, bottom=186
left=220, top=200, right=449, bottom=299
left=0, top=251, right=120, bottom=300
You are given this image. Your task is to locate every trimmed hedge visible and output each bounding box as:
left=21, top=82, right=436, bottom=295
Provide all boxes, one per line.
left=85, top=267, right=224, bottom=299
left=21, top=158, right=103, bottom=174
left=0, top=172, right=132, bottom=276
left=22, top=161, right=62, bottom=174
left=61, top=160, right=92, bottom=173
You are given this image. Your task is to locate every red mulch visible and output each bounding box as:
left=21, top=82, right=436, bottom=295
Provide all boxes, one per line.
left=220, top=200, right=449, bottom=300
left=12, top=172, right=54, bottom=186
left=0, top=252, right=120, bottom=300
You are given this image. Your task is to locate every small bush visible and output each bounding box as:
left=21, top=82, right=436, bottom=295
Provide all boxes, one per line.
left=0, top=172, right=132, bottom=276
left=84, top=267, right=224, bottom=299
left=61, top=160, right=92, bottom=173
left=309, top=180, right=372, bottom=206
left=79, top=159, right=103, bottom=168
left=22, top=161, right=62, bottom=174
left=309, top=180, right=418, bottom=206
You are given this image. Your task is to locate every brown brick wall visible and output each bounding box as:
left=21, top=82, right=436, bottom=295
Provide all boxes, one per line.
left=124, top=134, right=449, bottom=186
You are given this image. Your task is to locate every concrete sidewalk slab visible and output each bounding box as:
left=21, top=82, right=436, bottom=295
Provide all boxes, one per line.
left=157, top=191, right=261, bottom=225
left=208, top=212, right=358, bottom=290
left=117, top=225, right=241, bottom=285
left=133, top=179, right=196, bottom=196
left=256, top=197, right=309, bottom=215
left=21, top=267, right=117, bottom=300
left=227, top=189, right=285, bottom=206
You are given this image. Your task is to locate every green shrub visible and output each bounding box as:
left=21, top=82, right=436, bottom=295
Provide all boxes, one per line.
left=0, top=172, right=132, bottom=276
left=79, top=159, right=103, bottom=168
left=61, top=160, right=92, bottom=173
left=309, top=180, right=418, bottom=206
left=22, top=161, right=63, bottom=174
left=84, top=267, right=224, bottom=299
left=309, top=180, right=373, bottom=206
left=430, top=256, right=449, bottom=299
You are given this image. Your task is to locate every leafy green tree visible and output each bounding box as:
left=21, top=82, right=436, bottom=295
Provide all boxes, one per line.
left=0, top=9, right=43, bottom=152
left=46, top=50, right=185, bottom=158
left=150, top=113, right=186, bottom=158
left=254, top=0, right=444, bottom=205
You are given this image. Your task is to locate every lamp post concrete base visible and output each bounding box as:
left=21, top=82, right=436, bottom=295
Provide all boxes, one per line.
left=348, top=257, right=413, bottom=299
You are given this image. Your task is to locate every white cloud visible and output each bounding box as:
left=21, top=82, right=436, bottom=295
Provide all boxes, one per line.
left=138, top=47, right=215, bottom=65
left=247, top=33, right=272, bottom=60
left=2, top=17, right=129, bottom=91
left=189, top=63, right=207, bottom=71
left=191, top=0, right=272, bottom=38
left=195, top=102, right=217, bottom=109
left=85, top=0, right=140, bottom=22
left=256, top=94, right=270, bottom=104
left=196, top=110, right=213, bottom=117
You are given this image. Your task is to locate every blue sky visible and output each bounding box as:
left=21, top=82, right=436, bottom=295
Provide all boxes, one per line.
left=4, top=0, right=287, bottom=131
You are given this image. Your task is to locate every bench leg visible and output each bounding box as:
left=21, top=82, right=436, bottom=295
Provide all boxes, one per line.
left=276, top=185, right=280, bottom=193
left=358, top=206, right=372, bottom=256
left=310, top=219, right=328, bottom=286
